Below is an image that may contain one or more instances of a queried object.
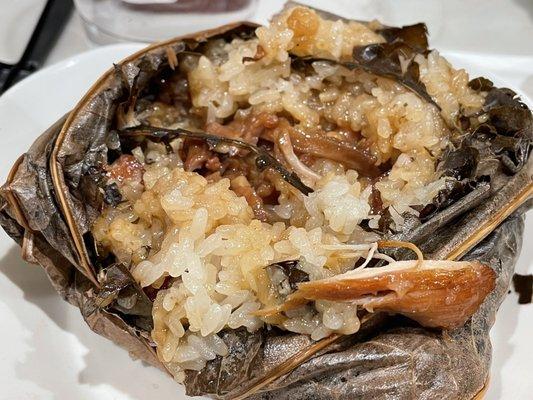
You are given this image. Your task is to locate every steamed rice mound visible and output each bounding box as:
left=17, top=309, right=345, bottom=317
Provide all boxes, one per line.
left=92, top=6, right=486, bottom=381
left=94, top=147, right=380, bottom=380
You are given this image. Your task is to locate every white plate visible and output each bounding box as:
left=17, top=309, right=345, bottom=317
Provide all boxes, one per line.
left=0, top=44, right=531, bottom=400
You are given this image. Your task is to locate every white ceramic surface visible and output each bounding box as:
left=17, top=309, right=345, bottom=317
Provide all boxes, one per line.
left=0, top=44, right=531, bottom=400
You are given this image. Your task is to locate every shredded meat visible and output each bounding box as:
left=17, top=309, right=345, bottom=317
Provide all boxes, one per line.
left=204, top=112, right=381, bottom=178
left=230, top=175, right=269, bottom=221
left=205, top=112, right=279, bottom=145
left=106, top=154, right=144, bottom=183
left=196, top=111, right=384, bottom=210
left=277, top=130, right=321, bottom=186
left=271, top=120, right=381, bottom=177
left=184, top=142, right=211, bottom=171
left=256, top=181, right=275, bottom=200
left=369, top=184, right=384, bottom=214
left=222, top=157, right=251, bottom=178
left=205, top=155, right=221, bottom=171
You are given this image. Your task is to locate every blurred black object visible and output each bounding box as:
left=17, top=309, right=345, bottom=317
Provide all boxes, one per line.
left=0, top=0, right=73, bottom=95
left=121, top=0, right=252, bottom=13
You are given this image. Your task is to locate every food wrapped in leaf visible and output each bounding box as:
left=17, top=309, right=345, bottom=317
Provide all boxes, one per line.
left=1, top=3, right=532, bottom=399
